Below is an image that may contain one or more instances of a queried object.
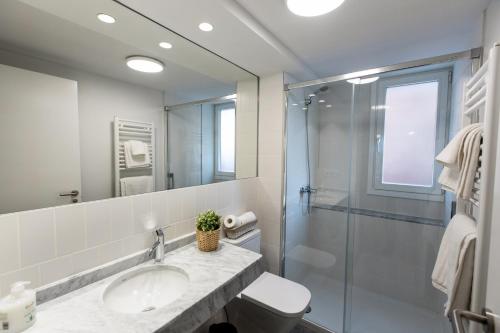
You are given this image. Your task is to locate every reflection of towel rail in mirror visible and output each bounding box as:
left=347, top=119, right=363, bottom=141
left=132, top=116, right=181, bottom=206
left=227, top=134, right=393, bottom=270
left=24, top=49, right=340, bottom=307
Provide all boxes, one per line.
left=114, top=117, right=155, bottom=196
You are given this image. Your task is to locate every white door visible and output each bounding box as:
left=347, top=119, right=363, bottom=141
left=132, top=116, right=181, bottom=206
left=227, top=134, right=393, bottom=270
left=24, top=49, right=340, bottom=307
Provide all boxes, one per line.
left=0, top=64, right=81, bottom=214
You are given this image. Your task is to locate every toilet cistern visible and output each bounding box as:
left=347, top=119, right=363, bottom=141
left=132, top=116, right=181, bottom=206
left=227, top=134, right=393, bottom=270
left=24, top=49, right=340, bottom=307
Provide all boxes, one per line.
left=149, top=228, right=165, bottom=263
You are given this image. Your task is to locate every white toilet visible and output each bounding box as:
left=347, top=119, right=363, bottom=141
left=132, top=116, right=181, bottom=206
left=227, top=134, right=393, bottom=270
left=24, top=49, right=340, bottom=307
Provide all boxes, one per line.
left=222, top=229, right=311, bottom=333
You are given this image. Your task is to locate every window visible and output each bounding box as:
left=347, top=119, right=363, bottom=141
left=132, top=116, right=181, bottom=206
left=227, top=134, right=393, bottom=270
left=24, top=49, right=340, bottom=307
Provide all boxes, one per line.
left=215, top=102, right=236, bottom=179
left=367, top=69, right=450, bottom=200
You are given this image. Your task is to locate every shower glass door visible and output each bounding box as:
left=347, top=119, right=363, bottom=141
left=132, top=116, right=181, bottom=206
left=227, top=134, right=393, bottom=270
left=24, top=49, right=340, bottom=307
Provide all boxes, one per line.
left=345, top=64, right=453, bottom=333
left=284, top=81, right=355, bottom=333
left=283, top=60, right=469, bottom=333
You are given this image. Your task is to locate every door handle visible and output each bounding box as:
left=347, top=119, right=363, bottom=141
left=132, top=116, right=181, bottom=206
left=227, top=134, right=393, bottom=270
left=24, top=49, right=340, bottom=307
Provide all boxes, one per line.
left=453, top=309, right=496, bottom=333
left=59, top=190, right=79, bottom=203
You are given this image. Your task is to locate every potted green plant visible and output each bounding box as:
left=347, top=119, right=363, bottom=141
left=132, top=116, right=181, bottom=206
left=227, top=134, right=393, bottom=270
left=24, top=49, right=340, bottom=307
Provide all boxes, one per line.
left=196, top=209, right=221, bottom=252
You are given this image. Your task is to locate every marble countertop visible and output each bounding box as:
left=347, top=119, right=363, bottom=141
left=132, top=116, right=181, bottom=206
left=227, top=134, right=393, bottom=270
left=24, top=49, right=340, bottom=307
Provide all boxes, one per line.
left=27, top=242, right=263, bottom=333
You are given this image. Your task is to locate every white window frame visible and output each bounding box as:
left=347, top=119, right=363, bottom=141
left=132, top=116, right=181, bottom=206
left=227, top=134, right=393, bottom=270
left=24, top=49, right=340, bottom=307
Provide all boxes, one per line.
left=214, top=102, right=236, bottom=180
left=367, top=69, right=451, bottom=201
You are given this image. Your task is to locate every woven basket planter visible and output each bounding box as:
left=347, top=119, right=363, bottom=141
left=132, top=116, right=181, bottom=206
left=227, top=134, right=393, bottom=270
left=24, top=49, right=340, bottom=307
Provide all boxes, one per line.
left=196, top=228, right=220, bottom=252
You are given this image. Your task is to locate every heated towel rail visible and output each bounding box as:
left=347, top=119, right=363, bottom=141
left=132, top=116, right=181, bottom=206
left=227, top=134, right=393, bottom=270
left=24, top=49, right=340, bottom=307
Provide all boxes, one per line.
left=459, top=43, right=500, bottom=332
left=113, top=117, right=155, bottom=196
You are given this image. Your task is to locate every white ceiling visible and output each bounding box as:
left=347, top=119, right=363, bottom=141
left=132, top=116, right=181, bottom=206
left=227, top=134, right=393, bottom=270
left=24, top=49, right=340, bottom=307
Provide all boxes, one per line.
left=121, top=0, right=491, bottom=80
left=0, top=0, right=256, bottom=104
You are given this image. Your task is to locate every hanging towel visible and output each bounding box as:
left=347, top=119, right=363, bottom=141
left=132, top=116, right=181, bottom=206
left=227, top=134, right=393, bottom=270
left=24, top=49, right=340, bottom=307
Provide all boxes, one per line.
left=432, top=214, right=476, bottom=316
left=124, top=140, right=151, bottom=168
left=436, top=124, right=480, bottom=166
left=128, top=140, right=147, bottom=156
left=120, top=176, right=153, bottom=196
left=457, top=126, right=482, bottom=199
left=436, top=124, right=482, bottom=199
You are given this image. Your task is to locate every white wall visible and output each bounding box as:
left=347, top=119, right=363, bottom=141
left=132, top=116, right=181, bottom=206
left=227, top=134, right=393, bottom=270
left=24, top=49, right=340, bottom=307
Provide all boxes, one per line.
left=235, top=79, right=259, bottom=179
left=483, top=0, right=500, bottom=314
left=483, top=0, right=500, bottom=57
left=0, top=178, right=258, bottom=297
left=256, top=73, right=285, bottom=274
left=0, top=48, right=165, bottom=202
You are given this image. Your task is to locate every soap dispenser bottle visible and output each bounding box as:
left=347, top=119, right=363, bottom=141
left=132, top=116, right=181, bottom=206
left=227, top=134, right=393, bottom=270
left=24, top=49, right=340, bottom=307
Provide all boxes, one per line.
left=0, top=281, right=36, bottom=333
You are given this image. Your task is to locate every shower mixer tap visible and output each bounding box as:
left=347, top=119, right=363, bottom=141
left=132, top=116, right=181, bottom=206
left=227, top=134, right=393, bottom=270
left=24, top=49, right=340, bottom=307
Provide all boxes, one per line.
left=300, top=185, right=317, bottom=215
left=300, top=185, right=316, bottom=194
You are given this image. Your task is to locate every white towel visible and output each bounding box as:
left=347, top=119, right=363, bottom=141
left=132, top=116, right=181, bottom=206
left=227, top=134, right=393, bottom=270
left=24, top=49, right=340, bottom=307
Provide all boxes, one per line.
left=124, top=141, right=151, bottom=168
left=432, top=214, right=476, bottom=316
left=436, top=124, right=482, bottom=199
left=436, top=124, right=480, bottom=166
left=457, top=127, right=482, bottom=199
left=128, top=140, right=147, bottom=156
left=223, top=212, right=257, bottom=229
left=120, top=176, right=153, bottom=196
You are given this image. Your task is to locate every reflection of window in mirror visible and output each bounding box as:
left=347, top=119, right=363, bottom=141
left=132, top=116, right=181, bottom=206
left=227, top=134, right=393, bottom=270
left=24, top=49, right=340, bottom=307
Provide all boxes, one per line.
left=215, top=102, right=236, bottom=180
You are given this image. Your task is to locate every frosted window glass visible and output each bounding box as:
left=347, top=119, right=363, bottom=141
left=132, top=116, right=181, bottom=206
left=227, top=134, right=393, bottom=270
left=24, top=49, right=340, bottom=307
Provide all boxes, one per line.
left=219, top=108, right=235, bottom=173
left=382, top=81, right=439, bottom=187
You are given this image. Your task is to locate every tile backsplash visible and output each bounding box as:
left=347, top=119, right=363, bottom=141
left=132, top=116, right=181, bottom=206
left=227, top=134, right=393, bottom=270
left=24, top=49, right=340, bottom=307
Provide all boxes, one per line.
left=0, top=178, right=258, bottom=297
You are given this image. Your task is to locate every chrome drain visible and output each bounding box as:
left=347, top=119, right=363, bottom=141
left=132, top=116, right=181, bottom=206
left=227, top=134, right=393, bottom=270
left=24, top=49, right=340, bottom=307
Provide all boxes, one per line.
left=142, top=306, right=156, bottom=312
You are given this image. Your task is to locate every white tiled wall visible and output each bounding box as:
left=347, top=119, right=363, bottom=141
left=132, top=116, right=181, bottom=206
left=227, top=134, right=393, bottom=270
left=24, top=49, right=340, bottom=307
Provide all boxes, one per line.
left=256, top=73, right=286, bottom=274
left=0, top=178, right=258, bottom=297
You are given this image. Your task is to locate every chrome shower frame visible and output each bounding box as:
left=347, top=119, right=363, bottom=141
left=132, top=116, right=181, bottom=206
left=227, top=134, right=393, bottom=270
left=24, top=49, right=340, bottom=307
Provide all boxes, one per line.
left=280, top=47, right=483, bottom=333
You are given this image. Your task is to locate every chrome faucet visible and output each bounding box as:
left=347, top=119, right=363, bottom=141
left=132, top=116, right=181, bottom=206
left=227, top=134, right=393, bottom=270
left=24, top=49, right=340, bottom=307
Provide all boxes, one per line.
left=149, top=228, right=165, bottom=263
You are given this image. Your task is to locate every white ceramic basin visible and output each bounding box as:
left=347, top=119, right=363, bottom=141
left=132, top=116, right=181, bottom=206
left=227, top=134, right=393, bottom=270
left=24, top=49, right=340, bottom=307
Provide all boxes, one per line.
left=103, top=265, right=189, bottom=314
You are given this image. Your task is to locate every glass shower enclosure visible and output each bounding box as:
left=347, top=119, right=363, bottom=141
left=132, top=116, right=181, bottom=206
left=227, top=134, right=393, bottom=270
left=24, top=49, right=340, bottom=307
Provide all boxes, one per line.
left=283, top=52, right=478, bottom=333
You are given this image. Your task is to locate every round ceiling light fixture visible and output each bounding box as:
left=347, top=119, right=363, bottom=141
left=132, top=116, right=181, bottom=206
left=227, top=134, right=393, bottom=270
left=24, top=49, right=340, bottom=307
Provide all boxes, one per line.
left=347, top=76, right=379, bottom=85
left=286, top=0, right=345, bottom=17
left=97, top=13, right=116, bottom=24
left=159, top=42, right=173, bottom=49
left=126, top=56, right=164, bottom=73
left=199, top=22, right=214, bottom=32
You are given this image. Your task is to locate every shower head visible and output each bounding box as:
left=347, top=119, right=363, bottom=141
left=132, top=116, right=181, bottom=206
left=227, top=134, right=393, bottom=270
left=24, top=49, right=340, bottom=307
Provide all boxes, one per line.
left=316, top=86, right=329, bottom=93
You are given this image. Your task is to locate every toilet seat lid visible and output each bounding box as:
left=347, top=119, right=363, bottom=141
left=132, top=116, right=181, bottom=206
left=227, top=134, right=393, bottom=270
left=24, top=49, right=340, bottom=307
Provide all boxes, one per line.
left=241, top=272, right=311, bottom=318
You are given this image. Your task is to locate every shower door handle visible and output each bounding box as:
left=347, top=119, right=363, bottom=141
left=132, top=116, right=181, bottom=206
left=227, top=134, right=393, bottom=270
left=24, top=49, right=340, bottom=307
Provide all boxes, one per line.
left=376, top=134, right=383, bottom=153
left=452, top=309, right=497, bottom=333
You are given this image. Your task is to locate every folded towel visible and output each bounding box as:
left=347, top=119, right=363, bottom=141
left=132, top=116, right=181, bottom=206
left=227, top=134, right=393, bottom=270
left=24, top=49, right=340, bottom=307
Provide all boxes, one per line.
left=223, top=211, right=257, bottom=229
left=120, top=176, right=153, bottom=196
left=128, top=140, right=147, bottom=156
left=432, top=214, right=476, bottom=316
left=436, top=124, right=482, bottom=199
left=124, top=141, right=151, bottom=168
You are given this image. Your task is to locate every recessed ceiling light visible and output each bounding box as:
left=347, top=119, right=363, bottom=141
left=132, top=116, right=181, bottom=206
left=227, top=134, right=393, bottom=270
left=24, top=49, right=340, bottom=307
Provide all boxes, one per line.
left=326, top=104, right=332, bottom=108
left=308, top=93, right=316, bottom=97
left=318, top=99, right=325, bottom=103
left=159, top=42, right=173, bottom=49
left=347, top=77, right=379, bottom=85
left=292, top=103, right=298, bottom=106
left=302, top=107, right=308, bottom=110
left=126, top=56, right=164, bottom=73
left=97, top=13, right=116, bottom=24
left=199, top=22, right=214, bottom=32
left=286, top=0, right=346, bottom=17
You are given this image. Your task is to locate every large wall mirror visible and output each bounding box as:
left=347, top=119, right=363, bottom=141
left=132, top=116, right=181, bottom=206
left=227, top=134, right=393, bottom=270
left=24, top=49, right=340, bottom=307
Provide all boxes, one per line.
left=0, top=0, right=258, bottom=214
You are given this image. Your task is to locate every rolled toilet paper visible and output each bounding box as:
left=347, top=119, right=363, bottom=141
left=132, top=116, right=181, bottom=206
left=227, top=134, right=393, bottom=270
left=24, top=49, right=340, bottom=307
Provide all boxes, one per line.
left=223, top=215, right=239, bottom=229
left=238, top=211, right=257, bottom=225
left=223, top=211, right=257, bottom=230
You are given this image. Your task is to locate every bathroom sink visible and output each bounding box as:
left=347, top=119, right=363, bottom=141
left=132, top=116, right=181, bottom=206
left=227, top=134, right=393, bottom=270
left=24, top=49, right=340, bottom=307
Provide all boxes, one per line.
left=103, top=265, right=189, bottom=314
